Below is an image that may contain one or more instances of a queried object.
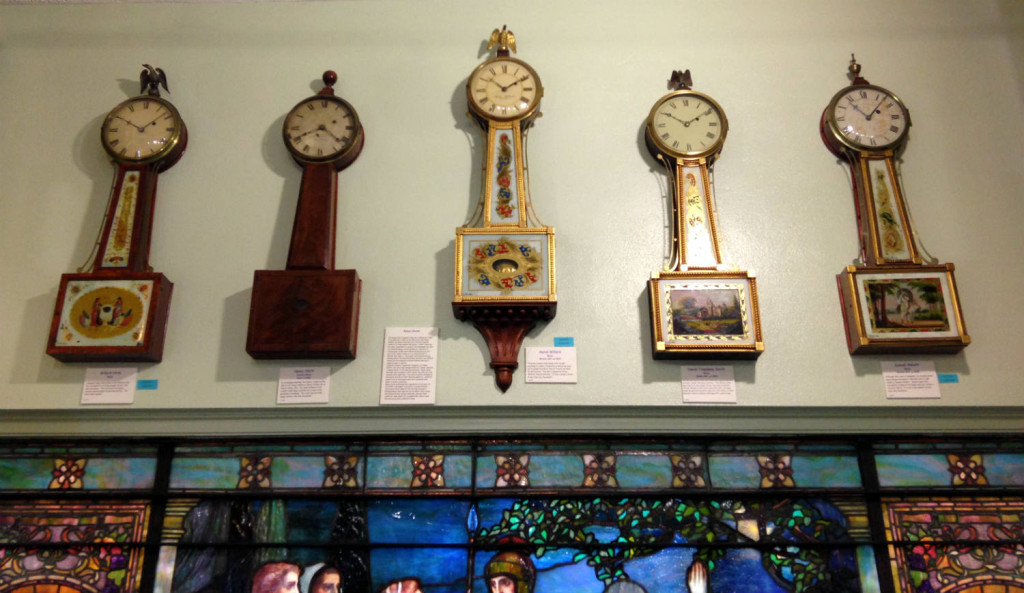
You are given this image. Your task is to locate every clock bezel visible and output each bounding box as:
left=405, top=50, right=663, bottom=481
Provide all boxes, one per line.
left=282, top=95, right=364, bottom=166
left=466, top=56, right=543, bottom=122
left=100, top=95, right=186, bottom=165
left=645, top=89, right=729, bottom=160
left=824, top=83, right=910, bottom=152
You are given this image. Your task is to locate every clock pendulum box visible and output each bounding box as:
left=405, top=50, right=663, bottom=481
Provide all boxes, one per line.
left=47, top=66, right=186, bottom=362
left=246, top=71, right=364, bottom=359
left=821, top=57, right=969, bottom=354
left=643, top=70, right=764, bottom=360
left=453, top=27, right=557, bottom=391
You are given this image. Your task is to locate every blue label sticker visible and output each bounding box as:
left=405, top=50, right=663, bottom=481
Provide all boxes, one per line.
left=553, top=337, right=574, bottom=347
left=937, top=373, right=959, bottom=384
left=136, top=379, right=159, bottom=390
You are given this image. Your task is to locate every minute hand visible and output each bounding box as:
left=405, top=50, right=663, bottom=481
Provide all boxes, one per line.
left=864, top=95, right=888, bottom=121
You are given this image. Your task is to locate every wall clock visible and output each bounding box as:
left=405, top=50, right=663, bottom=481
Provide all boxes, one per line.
left=246, top=70, right=365, bottom=359
left=453, top=26, right=556, bottom=391
left=46, top=65, right=186, bottom=362
left=645, top=70, right=763, bottom=359
left=821, top=56, right=969, bottom=354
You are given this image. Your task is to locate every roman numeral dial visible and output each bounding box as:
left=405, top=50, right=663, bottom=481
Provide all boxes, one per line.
left=646, top=91, right=727, bottom=158
left=467, top=57, right=542, bottom=121
left=283, top=94, right=361, bottom=164
left=827, top=85, right=908, bottom=151
left=101, top=96, right=185, bottom=164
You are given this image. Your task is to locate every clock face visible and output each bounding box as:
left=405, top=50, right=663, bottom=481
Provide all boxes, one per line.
left=646, top=91, right=728, bottom=158
left=467, top=57, right=542, bottom=121
left=828, top=85, right=909, bottom=150
left=101, top=97, right=184, bottom=163
left=283, top=96, right=362, bottom=162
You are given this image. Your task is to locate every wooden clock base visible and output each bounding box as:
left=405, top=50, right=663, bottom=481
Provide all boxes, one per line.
left=47, top=272, right=173, bottom=362
left=247, top=269, right=361, bottom=359
left=453, top=301, right=556, bottom=392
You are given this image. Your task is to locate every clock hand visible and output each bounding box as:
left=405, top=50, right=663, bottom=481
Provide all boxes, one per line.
left=115, top=115, right=146, bottom=132
left=660, top=112, right=691, bottom=127
left=864, top=95, right=887, bottom=121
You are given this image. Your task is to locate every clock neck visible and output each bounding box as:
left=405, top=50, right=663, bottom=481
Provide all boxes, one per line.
left=669, top=158, right=723, bottom=270
left=93, top=163, right=160, bottom=273
left=847, top=150, right=921, bottom=266
left=287, top=162, right=338, bottom=270
left=480, top=121, right=532, bottom=228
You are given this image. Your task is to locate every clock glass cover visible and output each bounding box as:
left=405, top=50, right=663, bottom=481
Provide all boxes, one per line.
left=827, top=85, right=908, bottom=150
left=283, top=96, right=360, bottom=162
left=101, top=96, right=183, bottom=163
left=647, top=92, right=727, bottom=158
left=467, top=57, right=542, bottom=120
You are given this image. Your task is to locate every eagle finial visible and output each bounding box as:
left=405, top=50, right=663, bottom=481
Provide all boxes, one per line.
left=669, top=69, right=692, bottom=91
left=488, top=25, right=516, bottom=55
left=140, top=64, right=169, bottom=96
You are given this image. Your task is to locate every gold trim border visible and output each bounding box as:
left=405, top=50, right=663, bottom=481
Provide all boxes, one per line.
left=454, top=227, right=556, bottom=302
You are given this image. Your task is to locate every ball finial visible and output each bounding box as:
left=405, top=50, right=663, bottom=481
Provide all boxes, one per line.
left=322, top=70, right=338, bottom=87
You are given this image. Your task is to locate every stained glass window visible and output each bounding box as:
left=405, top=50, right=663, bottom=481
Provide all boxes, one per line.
left=0, top=437, right=1020, bottom=593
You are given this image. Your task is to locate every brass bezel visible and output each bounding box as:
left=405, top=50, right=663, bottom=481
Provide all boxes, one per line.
left=645, top=89, right=728, bottom=160
left=282, top=95, right=363, bottom=164
left=101, top=96, right=185, bottom=165
left=466, top=56, right=543, bottom=123
left=454, top=226, right=556, bottom=302
left=824, top=83, right=910, bottom=152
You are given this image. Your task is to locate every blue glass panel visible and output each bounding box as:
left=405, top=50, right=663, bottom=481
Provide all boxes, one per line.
left=446, top=455, right=472, bottom=488
left=371, top=547, right=467, bottom=592
left=0, top=458, right=54, bottom=489
left=366, top=455, right=411, bottom=489
left=367, top=498, right=471, bottom=544
left=85, top=457, right=157, bottom=489
left=857, top=545, right=882, bottom=593
left=985, top=453, right=1024, bottom=485
left=169, top=457, right=240, bottom=489
left=528, top=454, right=583, bottom=487
left=791, top=456, right=861, bottom=488
left=875, top=454, right=949, bottom=487
left=271, top=456, right=335, bottom=489
left=616, top=454, right=672, bottom=489
left=708, top=455, right=760, bottom=489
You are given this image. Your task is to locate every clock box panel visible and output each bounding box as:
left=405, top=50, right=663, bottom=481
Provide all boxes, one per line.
left=246, top=269, right=361, bottom=359
left=454, top=228, right=555, bottom=300
left=47, top=273, right=172, bottom=362
left=838, top=265, right=969, bottom=354
left=648, top=271, right=763, bottom=359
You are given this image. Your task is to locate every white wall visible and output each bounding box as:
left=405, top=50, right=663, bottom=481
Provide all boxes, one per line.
left=1, top=0, right=1022, bottom=435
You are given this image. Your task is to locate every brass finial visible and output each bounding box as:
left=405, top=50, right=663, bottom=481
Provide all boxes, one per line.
left=847, top=54, right=868, bottom=85
left=139, top=64, right=168, bottom=96
left=669, top=69, right=692, bottom=91
left=488, top=25, right=517, bottom=55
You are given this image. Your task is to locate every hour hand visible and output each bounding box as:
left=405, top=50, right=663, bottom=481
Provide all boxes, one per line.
left=115, top=115, right=145, bottom=132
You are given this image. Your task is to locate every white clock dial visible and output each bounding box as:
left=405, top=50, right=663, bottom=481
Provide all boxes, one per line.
left=283, top=96, right=360, bottom=162
left=647, top=92, right=727, bottom=158
left=829, top=85, right=908, bottom=149
left=468, top=57, right=542, bottom=121
left=101, top=97, right=183, bottom=163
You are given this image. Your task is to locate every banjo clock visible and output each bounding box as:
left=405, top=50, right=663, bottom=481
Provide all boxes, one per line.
left=644, top=70, right=763, bottom=359
left=47, top=65, right=186, bottom=362
left=453, top=26, right=556, bottom=391
left=246, top=70, right=365, bottom=359
left=821, top=56, right=969, bottom=354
